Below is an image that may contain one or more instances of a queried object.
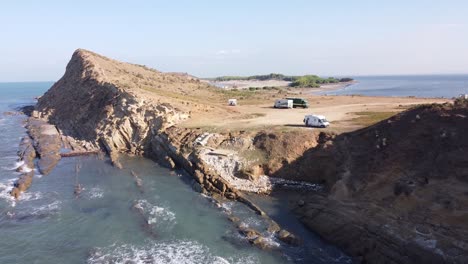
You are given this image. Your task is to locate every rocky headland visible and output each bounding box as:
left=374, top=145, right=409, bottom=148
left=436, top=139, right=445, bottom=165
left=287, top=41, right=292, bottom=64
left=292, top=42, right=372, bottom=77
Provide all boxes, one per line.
left=15, top=49, right=468, bottom=263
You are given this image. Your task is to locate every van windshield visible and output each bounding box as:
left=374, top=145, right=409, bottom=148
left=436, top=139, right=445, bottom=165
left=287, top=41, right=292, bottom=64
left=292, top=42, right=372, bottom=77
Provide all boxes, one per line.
left=320, top=119, right=328, bottom=123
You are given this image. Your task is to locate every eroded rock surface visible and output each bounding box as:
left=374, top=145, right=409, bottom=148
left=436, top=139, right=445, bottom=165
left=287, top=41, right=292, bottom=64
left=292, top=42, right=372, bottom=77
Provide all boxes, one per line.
left=10, top=136, right=36, bottom=199
left=290, top=103, right=468, bottom=263
left=27, top=119, right=61, bottom=175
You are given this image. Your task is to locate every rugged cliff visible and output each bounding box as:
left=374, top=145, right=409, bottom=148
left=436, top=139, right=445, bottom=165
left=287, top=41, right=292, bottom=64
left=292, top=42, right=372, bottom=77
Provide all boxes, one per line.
left=290, top=103, right=468, bottom=263
left=37, top=49, right=193, bottom=160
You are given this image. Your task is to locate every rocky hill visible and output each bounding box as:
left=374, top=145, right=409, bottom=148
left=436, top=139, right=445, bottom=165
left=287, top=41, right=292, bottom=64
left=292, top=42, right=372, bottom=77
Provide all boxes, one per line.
left=37, top=49, right=216, bottom=161
left=288, top=102, right=468, bottom=263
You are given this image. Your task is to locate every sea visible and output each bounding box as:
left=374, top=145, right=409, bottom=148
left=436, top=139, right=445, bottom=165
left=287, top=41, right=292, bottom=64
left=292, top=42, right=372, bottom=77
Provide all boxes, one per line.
left=0, top=81, right=351, bottom=264
left=321, top=74, right=468, bottom=98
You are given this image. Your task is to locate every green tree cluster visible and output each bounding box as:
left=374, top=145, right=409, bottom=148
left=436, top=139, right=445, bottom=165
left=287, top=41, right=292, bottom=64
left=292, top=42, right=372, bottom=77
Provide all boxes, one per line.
left=212, top=73, right=354, bottom=87
left=289, top=75, right=340, bottom=87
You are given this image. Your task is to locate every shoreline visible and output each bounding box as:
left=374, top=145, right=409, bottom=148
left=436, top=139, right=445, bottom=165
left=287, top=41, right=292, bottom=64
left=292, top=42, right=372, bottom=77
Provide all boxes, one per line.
left=309, top=80, right=358, bottom=94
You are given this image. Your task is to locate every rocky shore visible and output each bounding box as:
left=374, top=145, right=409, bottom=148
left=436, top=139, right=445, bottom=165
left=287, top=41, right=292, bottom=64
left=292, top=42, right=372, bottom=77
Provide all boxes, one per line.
left=18, top=49, right=468, bottom=263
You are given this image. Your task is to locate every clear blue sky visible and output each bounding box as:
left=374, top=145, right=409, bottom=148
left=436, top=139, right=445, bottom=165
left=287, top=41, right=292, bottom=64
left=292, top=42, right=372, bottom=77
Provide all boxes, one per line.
left=1, top=0, right=468, bottom=81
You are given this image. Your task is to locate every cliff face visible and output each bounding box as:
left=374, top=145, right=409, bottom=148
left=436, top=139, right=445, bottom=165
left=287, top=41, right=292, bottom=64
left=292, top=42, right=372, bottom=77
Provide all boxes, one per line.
left=290, top=103, right=468, bottom=263
left=37, top=49, right=190, bottom=159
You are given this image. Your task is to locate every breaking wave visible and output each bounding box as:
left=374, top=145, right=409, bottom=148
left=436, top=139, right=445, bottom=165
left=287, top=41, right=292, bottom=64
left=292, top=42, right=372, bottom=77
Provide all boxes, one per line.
left=19, top=191, right=43, bottom=202
left=134, top=199, right=176, bottom=228
left=87, top=187, right=104, bottom=199
left=1, top=159, right=24, bottom=171
left=29, top=200, right=61, bottom=216
left=0, top=178, right=17, bottom=207
left=87, top=240, right=259, bottom=264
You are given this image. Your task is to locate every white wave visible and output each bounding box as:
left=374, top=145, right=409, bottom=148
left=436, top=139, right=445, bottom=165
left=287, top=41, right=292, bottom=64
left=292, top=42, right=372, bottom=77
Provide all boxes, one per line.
left=19, top=191, right=43, bottom=202
left=29, top=200, right=61, bottom=216
left=0, top=178, right=17, bottom=207
left=87, top=187, right=104, bottom=199
left=17, top=164, right=32, bottom=173
left=220, top=201, right=234, bottom=213
left=1, top=160, right=24, bottom=171
left=262, top=233, right=280, bottom=248
left=87, top=240, right=259, bottom=264
left=238, top=217, right=263, bottom=230
left=14, top=160, right=24, bottom=169
left=135, top=199, right=176, bottom=227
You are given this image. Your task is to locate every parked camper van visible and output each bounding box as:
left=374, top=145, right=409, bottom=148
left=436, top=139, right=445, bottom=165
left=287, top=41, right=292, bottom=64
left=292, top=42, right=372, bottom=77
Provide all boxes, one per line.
left=274, top=99, right=293, bottom=109
left=286, top=97, right=309, bottom=108
left=228, top=99, right=237, bottom=106
left=304, top=114, right=330, bottom=128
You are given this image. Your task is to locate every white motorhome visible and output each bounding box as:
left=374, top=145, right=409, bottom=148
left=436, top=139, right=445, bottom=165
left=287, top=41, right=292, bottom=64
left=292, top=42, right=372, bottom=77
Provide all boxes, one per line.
left=274, top=99, right=293, bottom=109
left=228, top=99, right=237, bottom=106
left=304, top=114, right=330, bottom=128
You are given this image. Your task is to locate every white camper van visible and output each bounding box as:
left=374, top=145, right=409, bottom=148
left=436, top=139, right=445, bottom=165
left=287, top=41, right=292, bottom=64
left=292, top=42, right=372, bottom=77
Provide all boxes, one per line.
left=228, top=99, right=237, bottom=106
left=304, top=114, right=330, bottom=128
left=274, top=99, right=293, bottom=109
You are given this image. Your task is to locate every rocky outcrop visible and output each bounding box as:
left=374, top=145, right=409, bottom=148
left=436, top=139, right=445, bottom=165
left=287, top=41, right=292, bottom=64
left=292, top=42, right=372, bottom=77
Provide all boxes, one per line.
left=37, top=49, right=189, bottom=165
left=288, top=103, right=468, bottom=263
left=26, top=118, right=61, bottom=175
left=10, top=136, right=36, bottom=199
left=11, top=118, right=63, bottom=199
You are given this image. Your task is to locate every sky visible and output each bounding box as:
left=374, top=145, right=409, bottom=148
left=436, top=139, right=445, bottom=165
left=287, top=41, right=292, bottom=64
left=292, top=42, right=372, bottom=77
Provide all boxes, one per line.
left=1, top=0, right=468, bottom=81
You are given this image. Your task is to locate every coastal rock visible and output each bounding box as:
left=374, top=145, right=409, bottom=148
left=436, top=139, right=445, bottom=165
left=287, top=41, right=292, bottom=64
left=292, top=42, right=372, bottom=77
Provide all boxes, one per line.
left=278, top=229, right=301, bottom=246
left=191, top=181, right=203, bottom=193
left=10, top=171, right=34, bottom=199
left=36, top=49, right=191, bottom=162
left=267, top=221, right=281, bottom=233
left=27, top=118, right=61, bottom=175
left=11, top=136, right=37, bottom=199
left=290, top=104, right=468, bottom=263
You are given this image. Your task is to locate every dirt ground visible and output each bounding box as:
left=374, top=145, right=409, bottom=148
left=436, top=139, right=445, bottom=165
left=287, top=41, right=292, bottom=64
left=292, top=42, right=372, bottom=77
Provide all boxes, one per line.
left=181, top=92, right=450, bottom=133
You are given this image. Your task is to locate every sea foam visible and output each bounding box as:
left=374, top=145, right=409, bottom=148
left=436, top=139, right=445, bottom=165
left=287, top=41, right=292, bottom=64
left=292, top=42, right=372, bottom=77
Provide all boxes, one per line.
left=0, top=178, right=17, bottom=207
left=87, top=240, right=259, bottom=264
left=134, top=199, right=176, bottom=227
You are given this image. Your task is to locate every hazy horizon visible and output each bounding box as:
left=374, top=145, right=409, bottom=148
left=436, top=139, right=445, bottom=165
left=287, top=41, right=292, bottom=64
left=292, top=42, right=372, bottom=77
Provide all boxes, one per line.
left=3, top=73, right=468, bottom=84
left=1, top=1, right=468, bottom=82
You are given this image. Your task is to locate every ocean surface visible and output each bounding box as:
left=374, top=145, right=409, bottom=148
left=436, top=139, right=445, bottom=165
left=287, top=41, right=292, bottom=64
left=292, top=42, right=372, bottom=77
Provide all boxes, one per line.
left=321, top=75, right=468, bottom=98
left=0, top=81, right=351, bottom=264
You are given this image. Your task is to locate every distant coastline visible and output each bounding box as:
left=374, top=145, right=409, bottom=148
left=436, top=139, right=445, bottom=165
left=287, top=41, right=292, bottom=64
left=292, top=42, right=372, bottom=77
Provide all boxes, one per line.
left=318, top=74, right=468, bottom=98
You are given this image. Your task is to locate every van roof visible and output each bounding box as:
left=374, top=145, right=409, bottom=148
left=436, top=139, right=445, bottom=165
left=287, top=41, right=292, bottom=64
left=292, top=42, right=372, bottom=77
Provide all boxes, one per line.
left=305, top=114, right=326, bottom=119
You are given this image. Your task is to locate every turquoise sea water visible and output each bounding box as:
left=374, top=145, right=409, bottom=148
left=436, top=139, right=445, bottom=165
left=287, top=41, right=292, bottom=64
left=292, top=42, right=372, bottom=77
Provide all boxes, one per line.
left=322, top=75, right=468, bottom=98
left=0, top=82, right=351, bottom=264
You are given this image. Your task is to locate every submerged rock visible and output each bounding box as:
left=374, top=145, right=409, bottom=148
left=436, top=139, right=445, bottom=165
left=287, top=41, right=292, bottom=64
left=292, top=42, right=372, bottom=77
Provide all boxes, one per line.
left=277, top=229, right=301, bottom=246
